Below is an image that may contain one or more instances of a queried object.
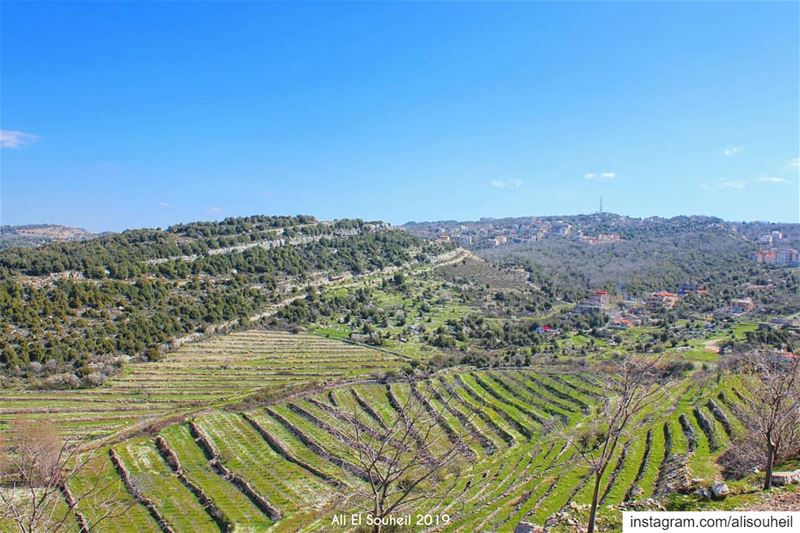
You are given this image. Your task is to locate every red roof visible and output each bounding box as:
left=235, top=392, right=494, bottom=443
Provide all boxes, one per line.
left=594, top=290, right=608, bottom=295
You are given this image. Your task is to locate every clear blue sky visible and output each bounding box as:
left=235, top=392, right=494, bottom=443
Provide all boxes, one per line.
left=1, top=1, right=798, bottom=232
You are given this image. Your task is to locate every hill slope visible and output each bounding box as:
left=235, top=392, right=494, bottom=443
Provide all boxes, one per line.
left=0, top=224, right=96, bottom=249
left=0, top=215, right=452, bottom=382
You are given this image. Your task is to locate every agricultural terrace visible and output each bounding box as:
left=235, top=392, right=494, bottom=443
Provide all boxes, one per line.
left=0, top=330, right=407, bottom=444
left=24, top=367, right=751, bottom=533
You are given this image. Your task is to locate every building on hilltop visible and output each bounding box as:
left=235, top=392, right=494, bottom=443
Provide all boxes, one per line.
left=647, top=291, right=679, bottom=309
left=591, top=289, right=610, bottom=309
left=756, top=249, right=777, bottom=265
left=578, top=233, right=621, bottom=245
left=534, top=325, right=560, bottom=336
left=577, top=289, right=610, bottom=312
left=756, top=247, right=799, bottom=267
left=776, top=248, right=799, bottom=267
left=610, top=317, right=636, bottom=329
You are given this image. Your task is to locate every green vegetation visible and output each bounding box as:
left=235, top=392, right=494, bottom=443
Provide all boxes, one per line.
left=3, top=367, right=749, bottom=532
left=0, top=216, right=451, bottom=377
left=0, top=330, right=406, bottom=442
left=2, top=213, right=798, bottom=532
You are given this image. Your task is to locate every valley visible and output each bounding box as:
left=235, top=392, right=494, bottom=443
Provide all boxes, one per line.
left=1, top=214, right=798, bottom=532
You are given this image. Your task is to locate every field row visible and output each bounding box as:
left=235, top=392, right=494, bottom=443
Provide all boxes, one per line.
left=5, top=369, right=744, bottom=532
left=0, top=330, right=404, bottom=443
left=56, top=371, right=608, bottom=531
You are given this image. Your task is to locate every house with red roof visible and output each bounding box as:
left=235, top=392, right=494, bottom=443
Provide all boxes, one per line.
left=647, top=291, right=679, bottom=309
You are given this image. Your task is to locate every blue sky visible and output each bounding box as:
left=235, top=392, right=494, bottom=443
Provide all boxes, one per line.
left=1, top=2, right=798, bottom=232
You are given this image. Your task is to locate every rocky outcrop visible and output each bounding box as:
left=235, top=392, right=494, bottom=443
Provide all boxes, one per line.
left=711, top=481, right=730, bottom=499
left=679, top=414, right=697, bottom=451
left=706, top=400, right=733, bottom=438
left=514, top=521, right=544, bottom=533
left=772, top=469, right=800, bottom=486
left=654, top=423, right=690, bottom=495
left=693, top=407, right=720, bottom=451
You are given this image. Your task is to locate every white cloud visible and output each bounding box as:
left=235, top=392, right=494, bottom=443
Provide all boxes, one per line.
left=0, top=130, right=40, bottom=148
left=206, top=207, right=224, bottom=215
left=158, top=201, right=172, bottom=208
left=490, top=179, right=522, bottom=189
left=717, top=180, right=745, bottom=189
left=788, top=158, right=799, bottom=168
left=755, top=176, right=790, bottom=184
left=705, top=175, right=795, bottom=190
left=723, top=146, right=743, bottom=156
left=584, top=171, right=616, bottom=181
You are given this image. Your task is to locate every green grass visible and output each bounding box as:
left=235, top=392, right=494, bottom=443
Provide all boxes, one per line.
left=114, top=439, right=218, bottom=531
left=0, top=330, right=405, bottom=444
left=50, top=368, right=753, bottom=532
left=159, top=423, right=274, bottom=531
left=196, top=411, right=331, bottom=512
left=70, top=452, right=159, bottom=533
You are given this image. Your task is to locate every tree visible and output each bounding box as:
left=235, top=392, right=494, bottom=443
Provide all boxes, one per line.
left=569, top=357, right=666, bottom=533
left=338, top=380, right=473, bottom=533
left=733, top=349, right=800, bottom=490
left=0, top=420, right=132, bottom=532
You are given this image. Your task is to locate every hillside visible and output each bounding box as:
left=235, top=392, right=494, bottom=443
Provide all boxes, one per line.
left=0, top=216, right=453, bottom=384
left=0, top=330, right=786, bottom=532
left=406, top=214, right=800, bottom=316
left=0, top=224, right=96, bottom=249
left=1, top=213, right=798, bottom=532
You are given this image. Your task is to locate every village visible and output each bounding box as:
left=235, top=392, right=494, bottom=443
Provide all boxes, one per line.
left=755, top=231, right=800, bottom=267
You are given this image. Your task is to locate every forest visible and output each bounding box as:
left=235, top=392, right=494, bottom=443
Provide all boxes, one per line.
left=0, top=216, right=451, bottom=382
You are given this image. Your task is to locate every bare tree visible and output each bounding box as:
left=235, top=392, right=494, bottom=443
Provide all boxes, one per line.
left=0, top=420, right=133, bottom=532
left=733, top=350, right=800, bottom=490
left=569, top=357, right=666, bottom=533
left=338, top=380, right=473, bottom=533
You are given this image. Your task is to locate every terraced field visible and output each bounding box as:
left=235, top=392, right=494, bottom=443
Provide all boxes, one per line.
left=0, top=330, right=407, bottom=443
left=33, top=367, right=746, bottom=533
